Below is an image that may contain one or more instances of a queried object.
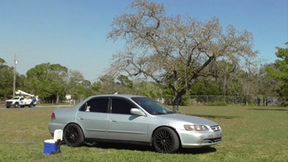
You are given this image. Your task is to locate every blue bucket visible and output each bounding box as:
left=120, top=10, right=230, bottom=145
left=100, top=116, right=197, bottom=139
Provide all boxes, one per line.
left=43, top=139, right=60, bottom=156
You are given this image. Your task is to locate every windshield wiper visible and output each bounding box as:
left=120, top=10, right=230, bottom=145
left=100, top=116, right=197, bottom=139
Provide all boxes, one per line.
left=167, top=111, right=176, bottom=114
left=152, top=112, right=166, bottom=115
left=153, top=111, right=176, bottom=115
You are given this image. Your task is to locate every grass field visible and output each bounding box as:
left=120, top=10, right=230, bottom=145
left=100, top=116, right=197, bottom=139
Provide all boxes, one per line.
left=0, top=105, right=287, bottom=162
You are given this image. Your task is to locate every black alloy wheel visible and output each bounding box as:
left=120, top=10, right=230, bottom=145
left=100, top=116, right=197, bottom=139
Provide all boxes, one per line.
left=63, top=123, right=84, bottom=147
left=152, top=127, right=180, bottom=153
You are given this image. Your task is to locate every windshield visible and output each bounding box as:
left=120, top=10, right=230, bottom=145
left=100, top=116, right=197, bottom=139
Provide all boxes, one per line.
left=131, top=97, right=175, bottom=115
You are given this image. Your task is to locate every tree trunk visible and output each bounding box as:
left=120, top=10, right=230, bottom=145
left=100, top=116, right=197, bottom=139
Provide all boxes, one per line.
left=172, top=99, right=180, bottom=112
left=56, top=92, right=59, bottom=104
left=172, top=90, right=186, bottom=112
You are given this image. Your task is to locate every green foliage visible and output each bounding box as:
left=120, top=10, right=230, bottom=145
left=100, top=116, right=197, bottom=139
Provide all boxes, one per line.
left=117, top=75, right=133, bottom=88
left=92, top=75, right=167, bottom=101
left=25, top=63, right=68, bottom=103
left=94, top=74, right=135, bottom=95
left=257, top=64, right=279, bottom=97
left=0, top=57, right=5, bottom=64
left=267, top=45, right=288, bottom=106
left=0, top=62, right=13, bottom=98
left=0, top=57, right=25, bottom=99
left=136, top=82, right=163, bottom=99
left=190, top=79, right=222, bottom=95
left=267, top=47, right=288, bottom=81
left=67, top=70, right=94, bottom=101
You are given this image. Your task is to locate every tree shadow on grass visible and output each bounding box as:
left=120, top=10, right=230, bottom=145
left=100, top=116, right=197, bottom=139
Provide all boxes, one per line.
left=248, top=108, right=288, bottom=112
left=179, top=147, right=216, bottom=154
left=186, top=114, right=238, bottom=119
left=91, top=142, right=152, bottom=152
left=83, top=142, right=216, bottom=154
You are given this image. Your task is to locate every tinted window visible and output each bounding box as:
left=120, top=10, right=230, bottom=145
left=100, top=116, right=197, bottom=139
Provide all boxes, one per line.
left=85, top=98, right=108, bottom=113
left=112, top=98, right=135, bottom=114
left=132, top=97, right=174, bottom=115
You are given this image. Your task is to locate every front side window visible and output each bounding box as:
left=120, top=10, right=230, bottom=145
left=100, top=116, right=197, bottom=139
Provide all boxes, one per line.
left=83, top=98, right=109, bottom=113
left=111, top=98, right=135, bottom=115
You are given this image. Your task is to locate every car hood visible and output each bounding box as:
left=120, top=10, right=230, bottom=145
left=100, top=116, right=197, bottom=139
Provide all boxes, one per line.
left=158, top=113, right=218, bottom=126
left=6, top=99, right=15, bottom=102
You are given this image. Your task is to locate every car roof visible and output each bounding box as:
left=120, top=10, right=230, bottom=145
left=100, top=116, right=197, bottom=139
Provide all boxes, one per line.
left=90, top=94, right=145, bottom=99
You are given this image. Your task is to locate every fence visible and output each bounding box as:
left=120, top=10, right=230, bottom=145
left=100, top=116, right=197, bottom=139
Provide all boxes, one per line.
left=189, top=95, right=281, bottom=106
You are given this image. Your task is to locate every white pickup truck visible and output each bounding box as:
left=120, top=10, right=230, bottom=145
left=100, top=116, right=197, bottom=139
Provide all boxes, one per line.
left=5, top=96, right=37, bottom=108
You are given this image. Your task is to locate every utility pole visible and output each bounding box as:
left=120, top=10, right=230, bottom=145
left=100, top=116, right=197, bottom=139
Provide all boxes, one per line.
left=223, top=62, right=228, bottom=104
left=13, top=54, right=17, bottom=97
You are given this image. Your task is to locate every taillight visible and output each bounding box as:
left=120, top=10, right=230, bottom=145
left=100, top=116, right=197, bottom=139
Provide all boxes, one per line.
left=51, top=112, right=56, bottom=120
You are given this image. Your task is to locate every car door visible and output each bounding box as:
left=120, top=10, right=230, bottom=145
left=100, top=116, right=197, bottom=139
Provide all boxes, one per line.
left=107, top=97, right=149, bottom=142
left=76, top=97, right=109, bottom=139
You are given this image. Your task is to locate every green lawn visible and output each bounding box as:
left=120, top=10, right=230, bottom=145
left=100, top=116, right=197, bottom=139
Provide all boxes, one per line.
left=0, top=105, right=287, bottom=162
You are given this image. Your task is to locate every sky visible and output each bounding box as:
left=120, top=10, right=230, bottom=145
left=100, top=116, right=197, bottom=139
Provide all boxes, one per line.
left=0, top=0, right=287, bottom=81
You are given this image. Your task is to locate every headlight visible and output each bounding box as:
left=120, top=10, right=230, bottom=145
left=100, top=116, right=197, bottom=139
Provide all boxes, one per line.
left=184, top=125, right=209, bottom=131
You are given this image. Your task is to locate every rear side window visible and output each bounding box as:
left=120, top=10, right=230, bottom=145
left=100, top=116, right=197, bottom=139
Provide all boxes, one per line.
left=86, top=98, right=109, bottom=113
left=111, top=98, right=135, bottom=115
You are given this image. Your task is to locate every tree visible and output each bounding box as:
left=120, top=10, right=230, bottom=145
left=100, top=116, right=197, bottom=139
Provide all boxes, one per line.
left=67, top=70, right=94, bottom=101
left=255, top=64, right=279, bottom=106
left=136, top=81, right=163, bottom=99
left=94, top=74, right=135, bottom=94
left=0, top=58, right=5, bottom=64
left=117, top=75, right=133, bottom=88
left=108, top=0, right=256, bottom=110
left=26, top=63, right=68, bottom=103
left=267, top=44, right=288, bottom=106
left=0, top=58, right=14, bottom=99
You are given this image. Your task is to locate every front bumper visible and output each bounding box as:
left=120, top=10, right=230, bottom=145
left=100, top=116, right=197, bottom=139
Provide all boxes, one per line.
left=6, top=102, right=14, bottom=108
left=179, top=128, right=223, bottom=148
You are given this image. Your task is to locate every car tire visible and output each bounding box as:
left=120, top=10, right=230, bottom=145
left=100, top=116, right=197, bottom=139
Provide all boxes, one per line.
left=152, top=127, right=180, bottom=153
left=14, top=102, right=19, bottom=108
left=63, top=123, right=84, bottom=147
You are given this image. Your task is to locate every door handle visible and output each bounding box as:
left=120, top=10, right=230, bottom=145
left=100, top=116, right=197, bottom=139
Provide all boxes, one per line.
left=111, top=120, right=117, bottom=122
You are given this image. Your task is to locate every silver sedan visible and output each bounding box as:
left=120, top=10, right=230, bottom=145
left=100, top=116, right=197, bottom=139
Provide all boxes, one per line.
left=48, top=95, right=222, bottom=153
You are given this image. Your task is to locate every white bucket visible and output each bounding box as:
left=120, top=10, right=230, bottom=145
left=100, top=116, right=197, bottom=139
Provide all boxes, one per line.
left=53, top=129, right=63, bottom=142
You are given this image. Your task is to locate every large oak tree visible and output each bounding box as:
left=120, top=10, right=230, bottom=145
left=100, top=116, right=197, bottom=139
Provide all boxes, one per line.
left=108, top=0, right=256, bottom=110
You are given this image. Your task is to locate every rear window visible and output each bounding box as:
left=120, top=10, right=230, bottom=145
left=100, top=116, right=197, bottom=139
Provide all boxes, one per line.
left=80, top=98, right=109, bottom=113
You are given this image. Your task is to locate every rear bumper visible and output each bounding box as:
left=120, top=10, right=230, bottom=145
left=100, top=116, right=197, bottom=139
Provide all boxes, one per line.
left=48, top=123, right=66, bottom=135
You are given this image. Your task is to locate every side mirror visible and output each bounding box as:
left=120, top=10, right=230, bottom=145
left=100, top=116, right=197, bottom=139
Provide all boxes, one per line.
left=130, top=108, right=145, bottom=116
